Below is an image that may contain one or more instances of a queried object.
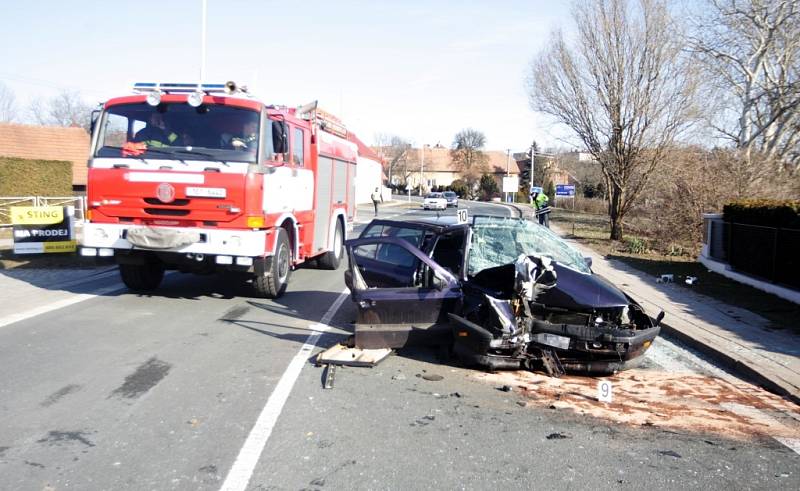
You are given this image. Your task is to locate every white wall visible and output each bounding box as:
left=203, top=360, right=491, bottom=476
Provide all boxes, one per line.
left=355, top=156, right=384, bottom=204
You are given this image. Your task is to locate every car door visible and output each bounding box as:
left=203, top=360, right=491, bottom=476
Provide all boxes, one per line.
left=344, top=236, right=462, bottom=348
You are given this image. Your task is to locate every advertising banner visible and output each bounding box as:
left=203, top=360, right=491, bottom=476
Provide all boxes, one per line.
left=11, top=206, right=76, bottom=254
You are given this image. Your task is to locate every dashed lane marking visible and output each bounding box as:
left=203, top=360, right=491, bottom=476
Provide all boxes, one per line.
left=219, top=288, right=350, bottom=491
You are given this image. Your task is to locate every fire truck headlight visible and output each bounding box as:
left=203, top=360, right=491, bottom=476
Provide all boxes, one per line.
left=187, top=91, right=204, bottom=107
left=246, top=216, right=264, bottom=228
left=146, top=90, right=162, bottom=106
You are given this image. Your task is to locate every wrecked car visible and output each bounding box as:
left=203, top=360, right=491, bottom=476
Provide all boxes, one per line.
left=343, top=216, right=663, bottom=376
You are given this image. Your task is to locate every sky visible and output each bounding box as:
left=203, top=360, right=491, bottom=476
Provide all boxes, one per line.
left=0, top=0, right=576, bottom=152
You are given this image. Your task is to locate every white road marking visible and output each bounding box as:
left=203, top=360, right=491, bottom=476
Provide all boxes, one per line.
left=219, top=289, right=350, bottom=491
left=0, top=283, right=126, bottom=329
left=722, top=402, right=800, bottom=456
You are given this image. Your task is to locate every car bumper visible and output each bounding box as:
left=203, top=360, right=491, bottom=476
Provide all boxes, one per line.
left=450, top=313, right=660, bottom=374
left=80, top=222, right=271, bottom=257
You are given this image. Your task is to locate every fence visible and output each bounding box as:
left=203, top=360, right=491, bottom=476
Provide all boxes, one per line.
left=0, top=196, right=86, bottom=226
left=706, top=217, right=800, bottom=289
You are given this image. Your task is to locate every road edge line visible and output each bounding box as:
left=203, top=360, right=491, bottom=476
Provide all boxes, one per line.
left=0, top=283, right=126, bottom=329
left=219, top=288, right=349, bottom=491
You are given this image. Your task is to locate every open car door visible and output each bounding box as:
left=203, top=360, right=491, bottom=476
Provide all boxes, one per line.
left=344, top=236, right=461, bottom=349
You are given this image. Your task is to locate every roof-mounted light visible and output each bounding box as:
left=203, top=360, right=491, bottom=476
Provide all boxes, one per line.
left=146, top=90, right=162, bottom=106
left=187, top=91, right=204, bottom=107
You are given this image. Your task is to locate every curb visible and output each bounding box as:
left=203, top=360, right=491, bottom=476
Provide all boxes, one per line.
left=504, top=203, right=800, bottom=404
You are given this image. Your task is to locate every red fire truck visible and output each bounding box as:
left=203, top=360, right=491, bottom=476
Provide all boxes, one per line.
left=81, top=82, right=357, bottom=298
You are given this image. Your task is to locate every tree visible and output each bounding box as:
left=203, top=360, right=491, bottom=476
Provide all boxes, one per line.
left=478, top=173, right=500, bottom=201
left=451, top=128, right=489, bottom=188
left=0, top=82, right=17, bottom=123
left=374, top=134, right=413, bottom=186
left=689, top=0, right=800, bottom=170
left=526, top=0, right=696, bottom=239
left=29, top=90, right=93, bottom=132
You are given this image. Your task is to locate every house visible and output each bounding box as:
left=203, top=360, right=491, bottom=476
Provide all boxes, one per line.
left=347, top=132, right=385, bottom=204
left=0, top=123, right=90, bottom=192
left=397, top=145, right=521, bottom=193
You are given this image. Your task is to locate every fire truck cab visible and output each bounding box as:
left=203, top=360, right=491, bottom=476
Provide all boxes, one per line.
left=81, top=82, right=357, bottom=298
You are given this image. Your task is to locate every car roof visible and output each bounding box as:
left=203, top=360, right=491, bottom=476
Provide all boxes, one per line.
left=364, top=216, right=465, bottom=233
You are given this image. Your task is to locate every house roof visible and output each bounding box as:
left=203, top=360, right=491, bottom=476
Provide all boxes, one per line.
left=0, top=123, right=90, bottom=186
left=347, top=132, right=382, bottom=162
left=414, top=146, right=521, bottom=174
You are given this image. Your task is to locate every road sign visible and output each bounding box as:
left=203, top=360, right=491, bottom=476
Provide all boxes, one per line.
left=456, top=209, right=468, bottom=224
left=502, top=176, right=519, bottom=193
left=530, top=186, right=543, bottom=194
left=556, top=184, right=576, bottom=197
left=11, top=206, right=76, bottom=254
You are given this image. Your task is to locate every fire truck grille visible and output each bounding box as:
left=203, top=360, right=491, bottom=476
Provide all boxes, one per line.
left=144, top=198, right=190, bottom=206
left=144, top=208, right=191, bottom=217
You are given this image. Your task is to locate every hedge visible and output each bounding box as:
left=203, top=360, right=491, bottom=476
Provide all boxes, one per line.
left=0, top=156, right=73, bottom=197
left=723, top=199, right=800, bottom=229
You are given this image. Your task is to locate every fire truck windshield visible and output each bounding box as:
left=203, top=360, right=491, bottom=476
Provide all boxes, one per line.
left=95, top=102, right=261, bottom=163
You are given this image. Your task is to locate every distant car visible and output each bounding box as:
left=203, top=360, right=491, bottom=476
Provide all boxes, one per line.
left=443, top=191, right=458, bottom=207
left=343, top=216, right=663, bottom=375
left=422, top=192, right=447, bottom=210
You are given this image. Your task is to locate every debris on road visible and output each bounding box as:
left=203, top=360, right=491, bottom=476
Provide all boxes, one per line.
left=476, top=369, right=800, bottom=441
left=316, top=344, right=392, bottom=367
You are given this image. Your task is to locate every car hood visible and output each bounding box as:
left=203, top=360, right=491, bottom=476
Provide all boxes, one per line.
left=536, top=263, right=629, bottom=310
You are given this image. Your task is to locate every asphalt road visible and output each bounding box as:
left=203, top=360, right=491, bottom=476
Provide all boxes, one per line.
left=0, top=200, right=798, bottom=490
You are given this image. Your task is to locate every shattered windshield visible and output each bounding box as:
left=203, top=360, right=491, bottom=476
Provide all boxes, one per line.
left=468, top=216, right=591, bottom=275
left=94, top=102, right=261, bottom=163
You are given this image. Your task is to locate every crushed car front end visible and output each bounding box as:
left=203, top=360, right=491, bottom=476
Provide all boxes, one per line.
left=451, top=217, right=662, bottom=375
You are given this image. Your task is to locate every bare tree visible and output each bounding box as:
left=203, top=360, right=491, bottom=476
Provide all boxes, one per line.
left=28, top=90, right=93, bottom=132
left=689, top=0, right=800, bottom=170
left=374, top=133, right=413, bottom=186
left=450, top=128, right=489, bottom=187
left=527, top=0, right=696, bottom=239
left=0, top=82, right=17, bottom=123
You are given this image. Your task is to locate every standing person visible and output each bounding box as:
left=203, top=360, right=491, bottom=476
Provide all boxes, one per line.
left=371, top=187, right=383, bottom=216
left=532, top=190, right=551, bottom=227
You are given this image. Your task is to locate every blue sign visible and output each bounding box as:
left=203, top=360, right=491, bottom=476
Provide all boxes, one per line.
left=556, top=184, right=576, bottom=197
left=530, top=186, right=543, bottom=194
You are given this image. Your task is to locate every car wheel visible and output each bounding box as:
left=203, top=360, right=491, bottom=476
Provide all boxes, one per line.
left=254, top=228, right=291, bottom=298
left=318, top=221, right=343, bottom=270
left=119, top=261, right=165, bottom=291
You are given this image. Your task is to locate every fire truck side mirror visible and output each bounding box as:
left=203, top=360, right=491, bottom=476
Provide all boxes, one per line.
left=273, top=121, right=288, bottom=154
left=90, top=109, right=101, bottom=136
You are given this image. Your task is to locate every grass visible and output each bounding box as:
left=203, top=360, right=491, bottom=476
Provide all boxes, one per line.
left=551, top=207, right=800, bottom=333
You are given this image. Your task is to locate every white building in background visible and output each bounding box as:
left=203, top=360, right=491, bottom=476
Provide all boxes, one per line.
left=348, top=133, right=386, bottom=203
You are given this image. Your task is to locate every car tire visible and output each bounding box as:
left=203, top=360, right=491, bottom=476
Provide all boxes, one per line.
left=254, top=228, right=291, bottom=298
left=318, top=221, right=343, bottom=270
left=119, top=261, right=165, bottom=291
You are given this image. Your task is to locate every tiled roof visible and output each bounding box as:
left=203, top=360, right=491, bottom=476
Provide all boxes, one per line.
left=415, top=147, right=521, bottom=174
left=0, top=123, right=90, bottom=186
left=347, top=132, right=382, bottom=162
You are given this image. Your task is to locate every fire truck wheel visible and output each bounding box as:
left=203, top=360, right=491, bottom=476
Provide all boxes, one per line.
left=318, top=221, right=343, bottom=270
left=119, top=261, right=165, bottom=291
left=254, top=228, right=291, bottom=298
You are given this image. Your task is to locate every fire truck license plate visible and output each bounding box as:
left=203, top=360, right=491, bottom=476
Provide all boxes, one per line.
left=186, top=187, right=227, bottom=198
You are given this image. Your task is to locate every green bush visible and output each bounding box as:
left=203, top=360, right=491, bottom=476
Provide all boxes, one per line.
left=625, top=237, right=649, bottom=254
left=723, top=199, right=800, bottom=228
left=0, top=157, right=73, bottom=197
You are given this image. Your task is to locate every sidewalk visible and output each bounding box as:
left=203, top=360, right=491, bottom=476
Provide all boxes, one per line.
left=502, top=207, right=798, bottom=406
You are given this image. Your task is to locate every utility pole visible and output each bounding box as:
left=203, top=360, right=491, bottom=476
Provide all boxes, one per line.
left=419, top=144, right=425, bottom=196
left=529, top=142, right=535, bottom=204
left=200, top=0, right=207, bottom=84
